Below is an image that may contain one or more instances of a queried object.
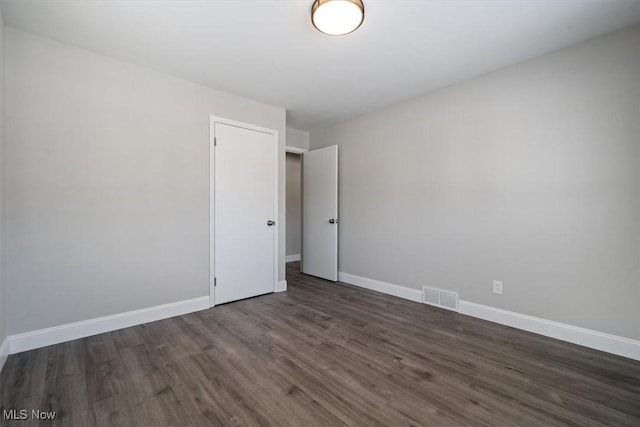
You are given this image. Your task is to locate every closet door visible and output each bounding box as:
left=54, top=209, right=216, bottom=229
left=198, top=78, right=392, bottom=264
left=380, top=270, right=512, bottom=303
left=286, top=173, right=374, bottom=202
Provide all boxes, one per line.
left=211, top=118, right=278, bottom=305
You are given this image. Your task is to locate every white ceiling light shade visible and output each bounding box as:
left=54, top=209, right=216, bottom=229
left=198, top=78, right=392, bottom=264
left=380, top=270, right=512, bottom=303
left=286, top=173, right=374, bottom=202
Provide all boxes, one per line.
left=311, top=0, right=365, bottom=36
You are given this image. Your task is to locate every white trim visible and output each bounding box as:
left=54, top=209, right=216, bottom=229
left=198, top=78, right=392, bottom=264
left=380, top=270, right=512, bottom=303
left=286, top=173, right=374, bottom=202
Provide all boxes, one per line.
left=209, top=117, right=216, bottom=307
left=338, top=272, right=423, bottom=303
left=285, top=254, right=301, bottom=263
left=210, top=116, right=280, bottom=308
left=458, top=301, right=640, bottom=361
left=275, top=280, right=287, bottom=293
left=285, top=145, right=308, bottom=154
left=212, top=116, right=278, bottom=136
left=9, top=296, right=209, bottom=355
left=273, top=131, right=280, bottom=295
left=338, top=271, right=640, bottom=361
left=0, top=337, right=9, bottom=373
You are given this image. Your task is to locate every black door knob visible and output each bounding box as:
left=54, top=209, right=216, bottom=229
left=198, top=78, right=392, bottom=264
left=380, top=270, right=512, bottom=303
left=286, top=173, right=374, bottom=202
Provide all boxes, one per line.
left=267, top=220, right=275, bottom=226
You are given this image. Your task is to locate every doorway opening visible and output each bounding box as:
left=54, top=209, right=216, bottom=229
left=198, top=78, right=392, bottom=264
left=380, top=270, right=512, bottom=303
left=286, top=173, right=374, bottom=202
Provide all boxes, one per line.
left=285, top=144, right=339, bottom=283
left=286, top=151, right=303, bottom=271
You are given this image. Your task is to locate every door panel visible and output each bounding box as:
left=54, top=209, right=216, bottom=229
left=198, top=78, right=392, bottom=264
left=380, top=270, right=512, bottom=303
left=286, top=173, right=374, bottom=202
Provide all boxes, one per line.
left=302, top=145, right=338, bottom=281
left=214, top=122, right=277, bottom=305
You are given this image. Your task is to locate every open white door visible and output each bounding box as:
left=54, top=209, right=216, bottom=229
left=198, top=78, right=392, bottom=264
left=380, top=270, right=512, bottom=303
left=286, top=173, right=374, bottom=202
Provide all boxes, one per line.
left=211, top=118, right=278, bottom=306
left=302, top=145, right=338, bottom=281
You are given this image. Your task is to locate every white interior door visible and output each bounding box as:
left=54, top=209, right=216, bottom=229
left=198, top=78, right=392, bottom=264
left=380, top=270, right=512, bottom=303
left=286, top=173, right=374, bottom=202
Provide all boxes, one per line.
left=211, top=119, right=278, bottom=305
left=302, top=145, right=338, bottom=281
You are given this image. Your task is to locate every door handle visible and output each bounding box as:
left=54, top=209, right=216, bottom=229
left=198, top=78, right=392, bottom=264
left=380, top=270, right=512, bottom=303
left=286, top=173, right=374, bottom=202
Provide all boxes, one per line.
left=329, top=218, right=338, bottom=224
left=267, top=220, right=275, bottom=226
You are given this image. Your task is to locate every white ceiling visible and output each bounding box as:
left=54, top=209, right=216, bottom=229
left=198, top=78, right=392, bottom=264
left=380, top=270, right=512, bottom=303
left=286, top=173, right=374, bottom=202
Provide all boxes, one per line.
left=2, top=0, right=640, bottom=130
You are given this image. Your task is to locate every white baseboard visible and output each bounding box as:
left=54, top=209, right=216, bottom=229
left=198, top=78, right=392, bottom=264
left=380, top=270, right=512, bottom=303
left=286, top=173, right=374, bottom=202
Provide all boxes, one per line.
left=275, top=280, right=287, bottom=292
left=458, top=301, right=640, bottom=361
left=338, top=270, right=640, bottom=361
left=9, top=296, right=210, bottom=354
left=0, top=337, right=9, bottom=373
left=285, top=254, right=301, bottom=263
left=338, top=271, right=423, bottom=303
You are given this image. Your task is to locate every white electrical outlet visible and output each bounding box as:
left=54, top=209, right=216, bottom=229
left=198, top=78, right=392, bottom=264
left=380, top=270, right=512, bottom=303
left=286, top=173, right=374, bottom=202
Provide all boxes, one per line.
left=493, top=280, right=503, bottom=295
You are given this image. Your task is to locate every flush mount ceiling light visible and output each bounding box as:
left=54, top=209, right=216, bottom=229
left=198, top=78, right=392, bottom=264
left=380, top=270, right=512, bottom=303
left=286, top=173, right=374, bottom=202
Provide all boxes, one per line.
left=311, top=0, right=365, bottom=36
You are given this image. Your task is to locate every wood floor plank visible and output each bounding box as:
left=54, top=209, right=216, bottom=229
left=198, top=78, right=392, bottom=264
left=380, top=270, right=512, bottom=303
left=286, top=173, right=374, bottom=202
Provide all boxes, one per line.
left=91, top=394, right=134, bottom=427
left=2, top=261, right=639, bottom=426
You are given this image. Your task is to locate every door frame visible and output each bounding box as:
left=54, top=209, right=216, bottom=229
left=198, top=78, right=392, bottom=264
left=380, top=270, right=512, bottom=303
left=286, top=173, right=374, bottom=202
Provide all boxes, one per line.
left=209, top=115, right=279, bottom=308
left=285, top=145, right=308, bottom=154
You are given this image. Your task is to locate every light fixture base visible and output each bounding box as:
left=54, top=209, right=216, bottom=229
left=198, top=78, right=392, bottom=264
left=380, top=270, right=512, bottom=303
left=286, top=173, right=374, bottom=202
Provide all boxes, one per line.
left=311, top=0, right=365, bottom=36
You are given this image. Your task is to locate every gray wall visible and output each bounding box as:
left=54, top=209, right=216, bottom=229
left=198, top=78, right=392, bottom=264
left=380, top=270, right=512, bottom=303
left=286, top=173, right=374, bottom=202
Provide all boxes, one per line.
left=6, top=28, right=286, bottom=335
left=0, top=11, right=6, bottom=349
left=311, top=25, right=640, bottom=340
left=286, top=153, right=302, bottom=256
left=286, top=127, right=310, bottom=150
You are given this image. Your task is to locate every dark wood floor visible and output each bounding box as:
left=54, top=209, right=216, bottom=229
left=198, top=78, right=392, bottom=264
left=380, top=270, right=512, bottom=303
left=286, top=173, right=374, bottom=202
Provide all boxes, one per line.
left=2, top=262, right=639, bottom=426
